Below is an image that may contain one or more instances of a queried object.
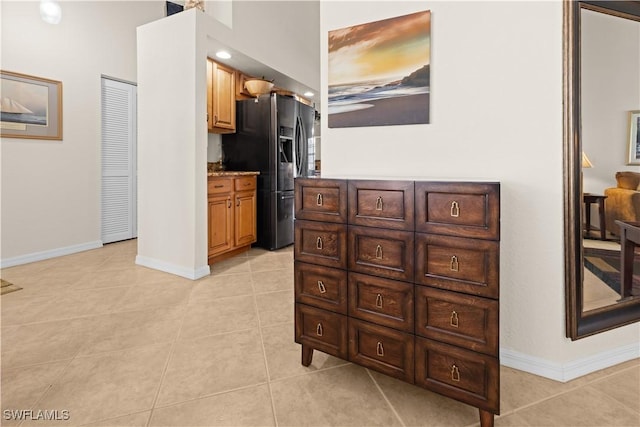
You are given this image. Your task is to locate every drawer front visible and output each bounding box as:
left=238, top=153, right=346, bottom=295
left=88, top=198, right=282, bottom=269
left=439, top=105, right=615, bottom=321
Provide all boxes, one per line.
left=415, top=338, right=499, bottom=413
left=348, top=225, right=414, bottom=282
left=415, top=182, right=499, bottom=240
left=295, top=220, right=348, bottom=269
left=348, top=272, right=414, bottom=333
left=295, top=261, right=348, bottom=315
left=415, top=233, right=499, bottom=299
left=348, top=180, right=414, bottom=230
left=234, top=176, right=256, bottom=191
left=295, top=178, right=348, bottom=223
left=295, top=304, right=348, bottom=360
left=348, top=318, right=414, bottom=383
left=208, top=178, right=233, bottom=194
left=415, top=286, right=498, bottom=355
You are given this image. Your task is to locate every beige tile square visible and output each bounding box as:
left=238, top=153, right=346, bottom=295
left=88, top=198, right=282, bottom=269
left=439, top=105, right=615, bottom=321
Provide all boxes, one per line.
left=515, top=385, right=640, bottom=426
left=1, top=361, right=70, bottom=427
left=2, top=318, right=95, bottom=369
left=112, top=280, right=193, bottom=312
left=180, top=295, right=258, bottom=340
left=588, top=366, right=640, bottom=412
left=256, top=290, right=294, bottom=326
left=499, top=366, right=577, bottom=412
left=78, top=305, right=186, bottom=356
left=251, top=268, right=294, bottom=294
left=271, top=364, right=401, bottom=427
left=249, top=254, right=293, bottom=273
left=210, top=257, right=251, bottom=276
left=495, top=412, right=533, bottom=426
left=149, top=384, right=275, bottom=426
left=23, top=343, right=171, bottom=426
left=369, top=370, right=479, bottom=427
left=262, top=322, right=349, bottom=381
left=156, top=330, right=267, bottom=406
left=80, top=411, right=151, bottom=427
left=189, top=273, right=254, bottom=302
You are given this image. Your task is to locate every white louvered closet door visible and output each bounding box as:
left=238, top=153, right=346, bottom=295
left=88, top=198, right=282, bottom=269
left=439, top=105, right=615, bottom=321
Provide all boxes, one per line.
left=101, top=77, right=137, bottom=244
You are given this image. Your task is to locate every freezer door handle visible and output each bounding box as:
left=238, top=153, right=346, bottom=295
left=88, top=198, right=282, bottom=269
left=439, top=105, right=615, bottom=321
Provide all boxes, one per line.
left=280, top=193, right=295, bottom=200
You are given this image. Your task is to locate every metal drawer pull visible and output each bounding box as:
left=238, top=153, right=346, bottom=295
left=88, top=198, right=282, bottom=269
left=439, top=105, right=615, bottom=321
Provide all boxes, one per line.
left=376, top=196, right=384, bottom=211
left=316, top=323, right=323, bottom=337
left=450, top=255, right=459, bottom=272
left=450, top=201, right=460, bottom=217
left=214, top=184, right=224, bottom=188
left=376, top=341, right=384, bottom=357
left=318, top=280, right=327, bottom=294
left=375, top=245, right=383, bottom=260
left=316, top=237, right=323, bottom=250
left=451, top=364, right=460, bottom=382
left=375, top=293, right=383, bottom=308
left=450, top=311, right=459, bottom=328
left=316, top=193, right=323, bottom=206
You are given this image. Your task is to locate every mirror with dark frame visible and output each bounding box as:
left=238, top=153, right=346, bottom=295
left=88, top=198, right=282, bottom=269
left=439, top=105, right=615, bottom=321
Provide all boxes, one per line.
left=564, top=0, right=640, bottom=340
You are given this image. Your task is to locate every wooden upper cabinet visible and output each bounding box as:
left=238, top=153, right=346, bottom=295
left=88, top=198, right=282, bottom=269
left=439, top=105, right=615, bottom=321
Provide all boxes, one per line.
left=207, top=59, right=236, bottom=134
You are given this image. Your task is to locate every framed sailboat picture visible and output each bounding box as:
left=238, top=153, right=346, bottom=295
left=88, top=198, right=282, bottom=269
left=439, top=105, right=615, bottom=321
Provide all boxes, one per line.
left=1, top=70, right=62, bottom=140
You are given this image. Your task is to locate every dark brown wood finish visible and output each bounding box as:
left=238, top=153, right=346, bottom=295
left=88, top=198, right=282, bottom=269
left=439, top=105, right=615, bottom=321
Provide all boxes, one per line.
left=415, top=337, right=499, bottom=413
left=295, top=178, right=348, bottom=223
left=348, top=318, right=415, bottom=383
left=295, top=304, right=348, bottom=360
left=294, top=220, right=347, bottom=269
left=295, top=261, right=348, bottom=314
left=415, top=286, right=498, bottom=355
left=564, top=1, right=640, bottom=339
left=348, top=272, right=414, bottom=332
left=348, top=180, right=415, bottom=230
left=348, top=225, right=414, bottom=282
left=294, top=178, right=500, bottom=427
left=415, top=182, right=499, bottom=240
left=415, top=233, right=499, bottom=299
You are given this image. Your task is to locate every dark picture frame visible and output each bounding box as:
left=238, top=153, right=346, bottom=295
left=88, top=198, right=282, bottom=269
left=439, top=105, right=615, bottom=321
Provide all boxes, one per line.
left=0, top=70, right=62, bottom=140
left=166, top=1, right=184, bottom=16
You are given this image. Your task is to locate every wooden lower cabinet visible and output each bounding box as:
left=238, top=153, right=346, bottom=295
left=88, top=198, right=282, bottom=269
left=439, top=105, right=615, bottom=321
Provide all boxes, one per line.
left=208, top=175, right=257, bottom=263
left=294, top=178, right=501, bottom=427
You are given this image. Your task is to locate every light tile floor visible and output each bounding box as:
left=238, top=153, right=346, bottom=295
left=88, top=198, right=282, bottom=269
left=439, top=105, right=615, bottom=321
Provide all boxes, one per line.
left=1, top=240, right=638, bottom=427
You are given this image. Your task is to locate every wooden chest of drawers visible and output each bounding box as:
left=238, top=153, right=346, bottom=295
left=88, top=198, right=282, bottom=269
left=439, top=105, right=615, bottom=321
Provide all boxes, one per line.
left=294, top=178, right=500, bottom=427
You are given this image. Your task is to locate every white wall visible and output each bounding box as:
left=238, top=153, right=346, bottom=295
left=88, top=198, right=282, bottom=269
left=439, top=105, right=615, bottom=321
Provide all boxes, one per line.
left=582, top=9, right=640, bottom=196
left=0, top=1, right=164, bottom=265
left=321, top=1, right=639, bottom=380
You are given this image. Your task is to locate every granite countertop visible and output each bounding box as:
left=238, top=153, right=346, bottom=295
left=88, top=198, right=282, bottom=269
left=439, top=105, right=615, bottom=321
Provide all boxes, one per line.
left=207, top=171, right=260, bottom=177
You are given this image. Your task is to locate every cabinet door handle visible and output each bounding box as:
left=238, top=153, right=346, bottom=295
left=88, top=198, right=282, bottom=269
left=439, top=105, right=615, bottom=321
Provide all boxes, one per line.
left=316, top=237, right=323, bottom=250
left=316, top=193, right=323, bottom=206
left=450, top=201, right=460, bottom=217
left=316, top=323, right=323, bottom=337
left=214, top=115, right=218, bottom=124
left=450, top=255, right=459, bottom=272
left=236, top=198, right=240, bottom=206
left=227, top=198, right=231, bottom=208
left=214, top=184, right=224, bottom=188
left=375, top=196, right=384, bottom=211
left=376, top=341, right=384, bottom=357
left=375, top=293, right=383, bottom=309
left=450, top=311, right=459, bottom=328
left=451, top=364, right=460, bottom=382
left=375, top=245, right=383, bottom=260
left=317, top=280, right=326, bottom=294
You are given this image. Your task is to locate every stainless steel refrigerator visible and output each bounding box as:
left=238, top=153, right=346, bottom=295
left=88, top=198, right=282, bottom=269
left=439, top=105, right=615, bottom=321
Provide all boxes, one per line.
left=222, top=93, right=315, bottom=250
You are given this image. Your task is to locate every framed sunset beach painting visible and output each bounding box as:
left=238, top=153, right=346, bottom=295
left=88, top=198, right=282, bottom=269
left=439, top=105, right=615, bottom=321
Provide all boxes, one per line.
left=328, top=10, right=430, bottom=128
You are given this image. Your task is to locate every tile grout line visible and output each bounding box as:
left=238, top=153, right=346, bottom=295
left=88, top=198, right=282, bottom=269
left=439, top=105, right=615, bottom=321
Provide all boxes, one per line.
left=365, top=368, right=407, bottom=427
left=248, top=258, right=281, bottom=427
left=144, top=285, right=195, bottom=427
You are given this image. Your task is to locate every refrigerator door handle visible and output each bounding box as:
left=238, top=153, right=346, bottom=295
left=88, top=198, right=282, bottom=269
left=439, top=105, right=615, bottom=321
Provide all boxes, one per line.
left=294, top=116, right=305, bottom=177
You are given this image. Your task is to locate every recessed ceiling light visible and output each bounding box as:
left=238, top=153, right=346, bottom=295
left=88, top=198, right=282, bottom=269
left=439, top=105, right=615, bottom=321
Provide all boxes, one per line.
left=40, top=0, right=61, bottom=24
left=215, top=51, right=231, bottom=59
left=303, top=91, right=314, bottom=97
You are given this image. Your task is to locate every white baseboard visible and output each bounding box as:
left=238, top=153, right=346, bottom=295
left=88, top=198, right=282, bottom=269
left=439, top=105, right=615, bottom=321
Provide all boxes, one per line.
left=135, top=255, right=210, bottom=280
left=0, top=241, right=103, bottom=269
left=501, top=343, right=640, bottom=382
